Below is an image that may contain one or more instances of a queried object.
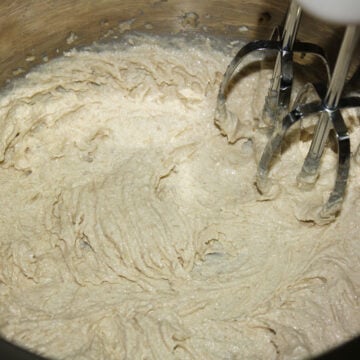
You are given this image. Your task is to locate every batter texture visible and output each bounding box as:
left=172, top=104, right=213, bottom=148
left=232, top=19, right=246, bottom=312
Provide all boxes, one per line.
left=0, top=35, right=360, bottom=359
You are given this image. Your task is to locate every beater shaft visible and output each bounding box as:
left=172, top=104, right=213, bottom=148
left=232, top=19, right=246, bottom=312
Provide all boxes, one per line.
left=264, top=0, right=302, bottom=125
left=298, top=26, right=360, bottom=185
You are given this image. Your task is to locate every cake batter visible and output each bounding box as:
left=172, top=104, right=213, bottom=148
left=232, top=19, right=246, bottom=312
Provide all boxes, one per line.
left=0, top=35, right=359, bottom=359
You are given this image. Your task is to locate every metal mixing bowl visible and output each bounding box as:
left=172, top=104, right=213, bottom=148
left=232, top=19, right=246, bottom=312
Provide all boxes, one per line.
left=0, top=0, right=358, bottom=358
left=0, top=0, right=348, bottom=86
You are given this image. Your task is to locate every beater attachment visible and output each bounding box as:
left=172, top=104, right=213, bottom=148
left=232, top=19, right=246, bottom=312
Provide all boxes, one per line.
left=215, top=0, right=330, bottom=138
left=256, top=26, right=360, bottom=223
left=215, top=0, right=360, bottom=223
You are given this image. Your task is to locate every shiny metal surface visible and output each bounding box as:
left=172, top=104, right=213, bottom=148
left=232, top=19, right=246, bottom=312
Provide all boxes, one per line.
left=263, top=0, right=302, bottom=126
left=214, top=0, right=330, bottom=148
left=0, top=0, right=358, bottom=356
left=210, top=1, right=358, bottom=223
left=0, top=0, right=349, bottom=88
left=256, top=26, right=360, bottom=222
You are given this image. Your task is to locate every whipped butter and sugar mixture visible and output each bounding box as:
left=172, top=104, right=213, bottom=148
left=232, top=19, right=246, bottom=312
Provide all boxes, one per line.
left=0, top=35, right=360, bottom=359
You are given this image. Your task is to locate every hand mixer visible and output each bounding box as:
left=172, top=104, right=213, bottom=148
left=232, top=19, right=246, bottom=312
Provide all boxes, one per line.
left=216, top=0, right=360, bottom=224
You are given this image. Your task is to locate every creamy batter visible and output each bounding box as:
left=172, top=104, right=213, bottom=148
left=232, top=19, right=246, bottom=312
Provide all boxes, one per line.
left=0, top=35, right=359, bottom=359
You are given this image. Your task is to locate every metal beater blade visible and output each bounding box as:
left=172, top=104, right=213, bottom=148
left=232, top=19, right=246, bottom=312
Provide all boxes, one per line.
left=214, top=0, right=330, bottom=140
left=256, top=25, right=360, bottom=223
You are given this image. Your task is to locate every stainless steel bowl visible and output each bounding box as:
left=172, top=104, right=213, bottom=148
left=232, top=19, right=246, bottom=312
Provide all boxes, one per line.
left=0, top=0, right=350, bottom=87
left=0, top=1, right=358, bottom=359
